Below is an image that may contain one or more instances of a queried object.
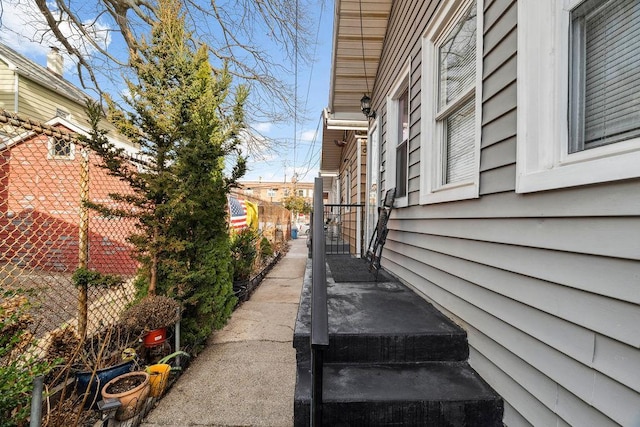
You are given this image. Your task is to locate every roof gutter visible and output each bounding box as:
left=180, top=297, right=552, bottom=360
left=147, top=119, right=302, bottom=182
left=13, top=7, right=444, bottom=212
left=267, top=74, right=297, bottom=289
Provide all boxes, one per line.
left=323, top=108, right=368, bottom=131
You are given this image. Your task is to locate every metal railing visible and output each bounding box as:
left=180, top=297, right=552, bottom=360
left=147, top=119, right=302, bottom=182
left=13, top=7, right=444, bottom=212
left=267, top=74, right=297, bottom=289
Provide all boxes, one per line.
left=323, top=203, right=364, bottom=256
left=310, top=177, right=329, bottom=426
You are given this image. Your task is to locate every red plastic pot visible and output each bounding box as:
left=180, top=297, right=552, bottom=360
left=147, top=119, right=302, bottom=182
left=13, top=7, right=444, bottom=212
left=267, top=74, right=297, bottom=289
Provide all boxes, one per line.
left=143, top=327, right=167, bottom=348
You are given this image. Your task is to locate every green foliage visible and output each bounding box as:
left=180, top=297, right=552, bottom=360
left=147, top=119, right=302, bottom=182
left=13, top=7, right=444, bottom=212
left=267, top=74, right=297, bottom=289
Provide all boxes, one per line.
left=259, top=237, right=273, bottom=259
left=72, top=267, right=123, bottom=289
left=81, top=0, right=247, bottom=352
left=0, top=291, right=54, bottom=426
left=230, top=228, right=259, bottom=282
left=282, top=194, right=312, bottom=215
left=161, top=238, right=236, bottom=352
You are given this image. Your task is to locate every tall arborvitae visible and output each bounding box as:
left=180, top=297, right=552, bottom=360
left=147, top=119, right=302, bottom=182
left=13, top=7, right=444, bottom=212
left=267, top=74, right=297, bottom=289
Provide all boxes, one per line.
left=83, top=0, right=247, bottom=352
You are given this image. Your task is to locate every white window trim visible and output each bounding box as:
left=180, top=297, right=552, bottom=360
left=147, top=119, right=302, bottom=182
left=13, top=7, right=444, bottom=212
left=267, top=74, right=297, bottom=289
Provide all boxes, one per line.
left=420, top=0, right=482, bottom=205
left=385, top=61, right=410, bottom=208
left=366, top=119, right=380, bottom=246
left=345, top=165, right=352, bottom=212
left=516, top=0, right=640, bottom=193
left=47, top=136, right=75, bottom=160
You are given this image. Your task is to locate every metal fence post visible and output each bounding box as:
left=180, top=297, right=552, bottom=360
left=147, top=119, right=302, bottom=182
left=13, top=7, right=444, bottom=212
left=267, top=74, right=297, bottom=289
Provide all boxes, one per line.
left=78, top=147, right=90, bottom=338
left=29, top=375, right=44, bottom=427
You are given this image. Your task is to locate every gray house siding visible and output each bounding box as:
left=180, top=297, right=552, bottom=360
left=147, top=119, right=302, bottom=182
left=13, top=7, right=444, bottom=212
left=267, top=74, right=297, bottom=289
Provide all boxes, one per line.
left=373, top=0, right=640, bottom=426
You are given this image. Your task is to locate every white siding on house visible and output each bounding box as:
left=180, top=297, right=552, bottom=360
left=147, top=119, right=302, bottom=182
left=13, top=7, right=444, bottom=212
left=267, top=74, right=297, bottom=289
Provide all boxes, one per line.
left=0, top=66, right=16, bottom=110
left=17, top=78, right=89, bottom=126
left=372, top=0, right=640, bottom=425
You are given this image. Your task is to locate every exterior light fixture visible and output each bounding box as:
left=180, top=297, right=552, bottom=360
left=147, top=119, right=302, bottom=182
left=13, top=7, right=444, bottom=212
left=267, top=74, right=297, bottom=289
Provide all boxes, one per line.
left=360, top=94, right=375, bottom=119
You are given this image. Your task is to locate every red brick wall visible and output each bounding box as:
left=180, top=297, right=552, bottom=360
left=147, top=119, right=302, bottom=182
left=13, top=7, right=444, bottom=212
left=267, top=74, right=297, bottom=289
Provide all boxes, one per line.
left=0, top=131, right=138, bottom=275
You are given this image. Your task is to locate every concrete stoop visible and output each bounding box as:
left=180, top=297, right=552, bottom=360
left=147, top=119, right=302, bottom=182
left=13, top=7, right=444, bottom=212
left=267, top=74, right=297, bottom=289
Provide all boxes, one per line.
left=293, top=257, right=503, bottom=426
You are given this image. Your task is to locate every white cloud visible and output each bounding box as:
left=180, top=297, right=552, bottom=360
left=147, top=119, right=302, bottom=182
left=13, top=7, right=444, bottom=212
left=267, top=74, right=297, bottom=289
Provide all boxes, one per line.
left=252, top=122, right=273, bottom=133
left=299, top=129, right=318, bottom=142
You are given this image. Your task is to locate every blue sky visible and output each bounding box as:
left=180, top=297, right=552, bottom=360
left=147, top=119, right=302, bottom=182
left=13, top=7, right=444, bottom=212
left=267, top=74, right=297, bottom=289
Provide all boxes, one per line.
left=0, top=0, right=333, bottom=183
left=241, top=2, right=333, bottom=183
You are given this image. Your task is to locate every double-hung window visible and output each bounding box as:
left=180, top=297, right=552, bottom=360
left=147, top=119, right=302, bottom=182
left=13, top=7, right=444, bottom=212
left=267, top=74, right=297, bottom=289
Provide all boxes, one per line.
left=421, top=0, right=481, bottom=204
left=517, top=0, right=640, bottom=193
left=386, top=63, right=410, bottom=206
left=345, top=165, right=352, bottom=211
left=396, top=88, right=409, bottom=199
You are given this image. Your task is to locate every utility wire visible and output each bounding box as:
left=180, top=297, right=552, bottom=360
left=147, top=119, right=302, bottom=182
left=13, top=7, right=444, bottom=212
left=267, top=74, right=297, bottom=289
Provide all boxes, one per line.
left=303, top=0, right=326, bottom=115
left=294, top=0, right=299, bottom=179
left=359, top=0, right=370, bottom=94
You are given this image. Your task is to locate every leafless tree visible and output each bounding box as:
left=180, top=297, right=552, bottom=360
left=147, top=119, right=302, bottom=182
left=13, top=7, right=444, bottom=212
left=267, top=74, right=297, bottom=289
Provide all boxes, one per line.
left=0, top=0, right=320, bottom=155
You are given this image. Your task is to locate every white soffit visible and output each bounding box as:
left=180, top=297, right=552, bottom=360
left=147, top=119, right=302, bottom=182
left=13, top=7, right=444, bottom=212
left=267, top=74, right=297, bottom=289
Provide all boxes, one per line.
left=328, top=0, right=392, bottom=117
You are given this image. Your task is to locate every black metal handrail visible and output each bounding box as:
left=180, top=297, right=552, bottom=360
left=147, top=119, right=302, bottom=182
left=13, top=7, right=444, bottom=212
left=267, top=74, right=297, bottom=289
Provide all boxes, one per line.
left=310, top=177, right=329, bottom=427
left=323, top=203, right=365, bottom=256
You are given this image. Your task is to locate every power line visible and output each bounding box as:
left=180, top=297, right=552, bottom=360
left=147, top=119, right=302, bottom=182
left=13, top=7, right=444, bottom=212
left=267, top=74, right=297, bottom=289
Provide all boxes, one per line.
left=359, top=0, right=370, bottom=94
left=293, top=0, right=299, bottom=179
left=303, top=0, right=326, bottom=115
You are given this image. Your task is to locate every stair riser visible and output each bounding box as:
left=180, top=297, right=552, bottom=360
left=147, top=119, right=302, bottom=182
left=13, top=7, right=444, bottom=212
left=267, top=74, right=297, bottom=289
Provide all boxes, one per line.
left=294, top=400, right=504, bottom=427
left=294, top=333, right=469, bottom=364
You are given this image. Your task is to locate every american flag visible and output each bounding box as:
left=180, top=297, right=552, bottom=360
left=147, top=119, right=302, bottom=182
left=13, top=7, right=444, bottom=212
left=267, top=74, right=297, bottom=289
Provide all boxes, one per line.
left=228, top=196, right=248, bottom=230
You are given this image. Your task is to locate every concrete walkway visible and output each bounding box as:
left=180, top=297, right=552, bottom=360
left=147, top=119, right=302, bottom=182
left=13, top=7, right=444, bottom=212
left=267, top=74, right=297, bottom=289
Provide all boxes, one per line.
left=141, top=237, right=307, bottom=427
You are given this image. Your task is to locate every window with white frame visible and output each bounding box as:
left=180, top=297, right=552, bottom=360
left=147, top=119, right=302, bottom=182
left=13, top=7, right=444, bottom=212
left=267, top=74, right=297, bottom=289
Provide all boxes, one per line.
left=345, top=165, right=352, bottom=212
left=420, top=0, right=481, bottom=204
left=48, top=136, right=74, bottom=160
left=570, top=0, right=640, bottom=152
left=396, top=88, right=409, bottom=199
left=267, top=188, right=277, bottom=198
left=517, top=0, right=640, bottom=193
left=386, top=62, right=410, bottom=206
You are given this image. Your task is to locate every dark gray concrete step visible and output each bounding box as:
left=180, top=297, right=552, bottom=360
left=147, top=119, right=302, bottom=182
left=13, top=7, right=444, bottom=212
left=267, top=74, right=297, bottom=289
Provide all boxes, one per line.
left=294, top=280, right=468, bottom=364
left=294, top=362, right=503, bottom=426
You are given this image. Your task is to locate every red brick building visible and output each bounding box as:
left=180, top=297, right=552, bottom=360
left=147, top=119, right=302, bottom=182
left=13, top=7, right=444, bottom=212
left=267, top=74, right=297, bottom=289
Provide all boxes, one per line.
left=0, top=117, right=139, bottom=275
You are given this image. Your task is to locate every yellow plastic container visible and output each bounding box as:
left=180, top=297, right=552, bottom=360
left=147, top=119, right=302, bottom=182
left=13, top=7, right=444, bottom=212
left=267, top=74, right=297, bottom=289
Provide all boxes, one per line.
left=146, top=363, right=171, bottom=398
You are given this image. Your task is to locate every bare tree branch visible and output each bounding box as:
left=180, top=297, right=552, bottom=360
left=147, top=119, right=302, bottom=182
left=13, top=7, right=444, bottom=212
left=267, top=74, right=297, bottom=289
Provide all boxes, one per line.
left=4, top=0, right=320, bottom=133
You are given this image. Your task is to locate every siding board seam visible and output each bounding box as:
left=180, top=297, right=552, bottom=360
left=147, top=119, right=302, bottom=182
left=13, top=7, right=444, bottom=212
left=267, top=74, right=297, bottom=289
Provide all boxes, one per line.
left=484, top=0, right=516, bottom=36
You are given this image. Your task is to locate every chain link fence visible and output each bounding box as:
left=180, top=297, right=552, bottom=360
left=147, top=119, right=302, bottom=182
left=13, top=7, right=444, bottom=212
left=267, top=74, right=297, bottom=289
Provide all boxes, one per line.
left=1, top=111, right=297, bottom=425
left=0, top=110, right=138, bottom=368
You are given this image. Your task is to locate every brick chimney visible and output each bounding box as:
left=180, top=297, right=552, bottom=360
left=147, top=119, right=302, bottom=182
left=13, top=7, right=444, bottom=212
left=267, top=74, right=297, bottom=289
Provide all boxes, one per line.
left=47, top=47, right=63, bottom=76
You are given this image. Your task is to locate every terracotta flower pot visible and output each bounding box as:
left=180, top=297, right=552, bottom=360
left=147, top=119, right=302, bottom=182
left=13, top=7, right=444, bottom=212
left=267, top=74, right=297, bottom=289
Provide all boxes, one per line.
left=146, top=363, right=171, bottom=397
left=75, top=360, right=134, bottom=409
left=101, top=371, right=150, bottom=420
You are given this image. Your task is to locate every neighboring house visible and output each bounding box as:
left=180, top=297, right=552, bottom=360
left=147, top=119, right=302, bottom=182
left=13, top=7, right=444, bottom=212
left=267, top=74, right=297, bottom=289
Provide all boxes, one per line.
left=237, top=180, right=315, bottom=205
left=237, top=179, right=315, bottom=223
left=320, top=0, right=640, bottom=426
left=0, top=43, right=139, bottom=275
